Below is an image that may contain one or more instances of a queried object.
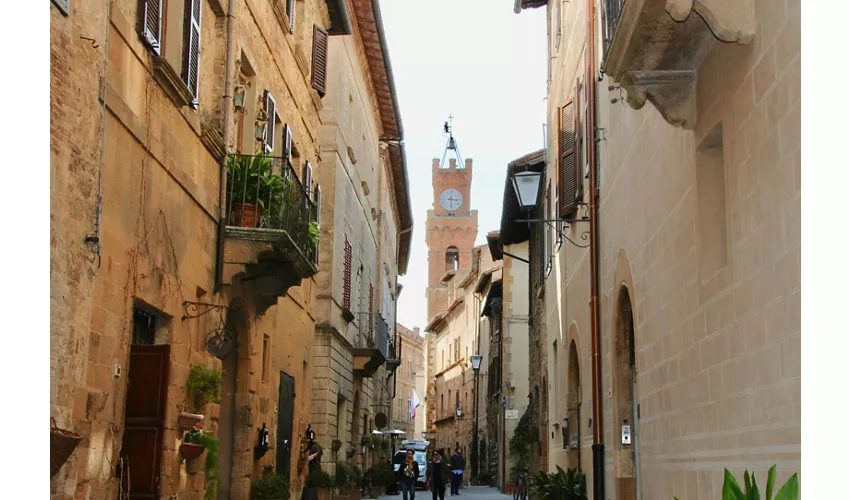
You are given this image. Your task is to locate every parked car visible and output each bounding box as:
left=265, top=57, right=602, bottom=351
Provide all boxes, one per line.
left=392, top=450, right=428, bottom=490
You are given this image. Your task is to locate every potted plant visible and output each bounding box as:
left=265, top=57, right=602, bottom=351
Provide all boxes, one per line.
left=227, top=154, right=286, bottom=228
left=181, top=364, right=222, bottom=431
left=364, top=462, right=394, bottom=499
left=529, top=466, right=587, bottom=500
left=181, top=426, right=220, bottom=499
left=252, top=472, right=291, bottom=500
left=335, top=462, right=362, bottom=500
left=673, top=464, right=799, bottom=500
left=306, top=469, right=334, bottom=500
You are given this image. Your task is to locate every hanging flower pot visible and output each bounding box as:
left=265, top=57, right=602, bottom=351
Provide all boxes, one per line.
left=50, top=424, right=83, bottom=477
left=178, top=412, right=205, bottom=431
left=180, top=442, right=206, bottom=460
left=332, top=439, right=343, bottom=453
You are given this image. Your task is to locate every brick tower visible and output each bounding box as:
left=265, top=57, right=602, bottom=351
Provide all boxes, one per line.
left=425, top=157, right=478, bottom=323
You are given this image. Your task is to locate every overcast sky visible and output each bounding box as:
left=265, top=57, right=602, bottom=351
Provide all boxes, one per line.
left=379, top=1, right=547, bottom=331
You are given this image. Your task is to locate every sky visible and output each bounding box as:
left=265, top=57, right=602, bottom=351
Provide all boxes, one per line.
left=379, top=1, right=548, bottom=331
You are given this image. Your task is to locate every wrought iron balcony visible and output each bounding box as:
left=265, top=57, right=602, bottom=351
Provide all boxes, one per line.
left=354, top=312, right=393, bottom=377
left=601, top=0, right=756, bottom=129
left=222, top=154, right=319, bottom=313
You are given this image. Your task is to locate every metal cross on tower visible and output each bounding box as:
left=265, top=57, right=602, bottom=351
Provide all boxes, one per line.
left=440, top=115, right=465, bottom=168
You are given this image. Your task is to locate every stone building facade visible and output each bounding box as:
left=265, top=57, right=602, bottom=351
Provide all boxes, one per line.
left=424, top=245, right=494, bottom=474
left=49, top=1, right=410, bottom=499
left=309, top=0, right=412, bottom=475
left=511, top=0, right=801, bottom=498
left=391, top=324, right=425, bottom=437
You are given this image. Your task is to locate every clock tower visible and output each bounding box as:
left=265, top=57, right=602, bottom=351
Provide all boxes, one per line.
left=425, top=156, right=478, bottom=323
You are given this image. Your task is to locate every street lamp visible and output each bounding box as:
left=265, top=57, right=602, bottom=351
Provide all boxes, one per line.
left=470, top=354, right=482, bottom=481
left=509, top=169, right=592, bottom=249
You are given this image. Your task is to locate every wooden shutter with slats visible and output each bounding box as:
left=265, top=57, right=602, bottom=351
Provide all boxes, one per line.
left=263, top=91, right=276, bottom=153
left=283, top=124, right=293, bottom=163
left=183, top=0, right=202, bottom=105
left=311, top=25, right=329, bottom=97
left=369, top=283, right=374, bottom=332
left=558, top=98, right=577, bottom=217
left=302, top=162, right=313, bottom=198
left=343, top=238, right=352, bottom=310
left=286, top=0, right=296, bottom=33
left=575, top=80, right=585, bottom=203
left=313, top=185, right=321, bottom=264
left=139, top=0, right=163, bottom=54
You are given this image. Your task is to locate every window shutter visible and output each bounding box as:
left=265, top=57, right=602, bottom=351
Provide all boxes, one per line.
left=558, top=98, right=577, bottom=218
left=343, top=238, right=352, bottom=310
left=51, top=0, right=70, bottom=16
left=286, top=0, right=296, bottom=33
left=183, top=0, right=202, bottom=105
left=263, top=91, right=276, bottom=153
left=313, top=184, right=322, bottom=264
left=283, top=124, right=293, bottom=163
left=311, top=24, right=329, bottom=97
left=369, top=283, right=374, bottom=333
left=138, top=0, right=163, bottom=54
left=575, top=80, right=585, bottom=202
left=302, top=161, right=313, bottom=198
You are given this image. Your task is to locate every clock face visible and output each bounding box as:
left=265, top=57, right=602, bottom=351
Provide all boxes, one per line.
left=440, top=189, right=463, bottom=212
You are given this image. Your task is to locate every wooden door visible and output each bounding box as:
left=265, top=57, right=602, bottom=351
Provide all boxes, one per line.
left=275, top=371, right=296, bottom=476
left=120, top=344, right=170, bottom=499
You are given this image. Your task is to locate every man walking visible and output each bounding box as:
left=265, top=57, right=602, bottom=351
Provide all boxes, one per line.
left=449, top=447, right=465, bottom=495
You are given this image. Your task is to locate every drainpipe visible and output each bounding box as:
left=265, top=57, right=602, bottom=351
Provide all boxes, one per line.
left=214, top=0, right=237, bottom=293
left=587, top=0, right=604, bottom=498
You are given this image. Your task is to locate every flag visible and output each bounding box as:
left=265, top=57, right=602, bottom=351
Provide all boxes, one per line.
left=410, top=390, right=421, bottom=420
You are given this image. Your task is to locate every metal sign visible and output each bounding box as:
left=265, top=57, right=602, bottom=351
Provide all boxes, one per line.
left=505, top=410, right=519, bottom=420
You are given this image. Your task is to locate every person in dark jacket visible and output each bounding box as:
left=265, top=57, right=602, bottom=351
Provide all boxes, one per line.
left=398, top=449, right=420, bottom=500
left=449, top=447, right=465, bottom=495
left=427, top=451, right=451, bottom=500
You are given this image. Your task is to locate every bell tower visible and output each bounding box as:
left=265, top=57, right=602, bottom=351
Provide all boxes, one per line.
left=425, top=152, right=478, bottom=323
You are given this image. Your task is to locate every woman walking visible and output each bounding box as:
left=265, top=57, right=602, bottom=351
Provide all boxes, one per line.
left=427, top=451, right=450, bottom=500
left=399, top=449, right=420, bottom=500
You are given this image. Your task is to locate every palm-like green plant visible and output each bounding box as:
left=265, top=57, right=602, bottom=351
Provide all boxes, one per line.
left=530, top=466, right=587, bottom=500
left=673, top=465, right=799, bottom=500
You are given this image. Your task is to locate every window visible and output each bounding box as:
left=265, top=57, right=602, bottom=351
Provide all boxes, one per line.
left=445, top=247, right=459, bottom=272
left=343, top=237, right=352, bottom=310
left=133, top=308, right=157, bottom=345
left=262, top=335, right=270, bottom=382
left=311, top=24, right=329, bottom=96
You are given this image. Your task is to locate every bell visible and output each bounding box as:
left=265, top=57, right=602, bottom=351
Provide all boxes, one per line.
left=447, top=137, right=456, bottom=151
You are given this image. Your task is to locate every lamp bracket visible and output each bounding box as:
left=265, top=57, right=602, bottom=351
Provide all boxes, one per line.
left=515, top=205, right=592, bottom=249
left=182, top=300, right=232, bottom=321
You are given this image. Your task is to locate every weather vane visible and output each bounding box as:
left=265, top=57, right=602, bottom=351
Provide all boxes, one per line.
left=440, top=114, right=465, bottom=168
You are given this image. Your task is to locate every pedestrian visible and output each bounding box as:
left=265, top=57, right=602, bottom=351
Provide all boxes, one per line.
left=300, top=426, right=323, bottom=500
left=398, top=449, right=420, bottom=500
left=427, top=451, right=450, bottom=500
left=450, top=447, right=465, bottom=495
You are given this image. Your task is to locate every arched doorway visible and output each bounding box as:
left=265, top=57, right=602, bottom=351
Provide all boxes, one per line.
left=614, top=285, right=640, bottom=500
left=566, top=340, right=581, bottom=470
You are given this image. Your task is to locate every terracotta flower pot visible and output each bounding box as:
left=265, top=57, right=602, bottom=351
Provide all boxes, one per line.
left=332, top=439, right=343, bottom=453
left=178, top=412, right=204, bottom=431
left=368, top=486, right=383, bottom=499
left=316, top=487, right=331, bottom=500
left=180, top=442, right=206, bottom=460
left=230, top=202, right=262, bottom=228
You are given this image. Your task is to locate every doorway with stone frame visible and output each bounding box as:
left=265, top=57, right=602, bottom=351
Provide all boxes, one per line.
left=613, top=285, right=641, bottom=500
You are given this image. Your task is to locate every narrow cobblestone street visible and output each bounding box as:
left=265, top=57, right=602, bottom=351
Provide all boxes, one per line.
left=377, top=486, right=512, bottom=500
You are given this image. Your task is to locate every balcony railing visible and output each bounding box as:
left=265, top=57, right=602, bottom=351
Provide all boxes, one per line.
left=602, top=0, right=625, bottom=61
left=225, top=153, right=317, bottom=263
left=356, top=312, right=391, bottom=360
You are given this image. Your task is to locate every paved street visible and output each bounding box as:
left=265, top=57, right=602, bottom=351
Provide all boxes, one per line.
left=377, top=486, right=512, bottom=500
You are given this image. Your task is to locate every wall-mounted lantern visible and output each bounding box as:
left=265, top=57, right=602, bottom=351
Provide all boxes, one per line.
left=234, top=85, right=247, bottom=109
left=254, top=423, right=270, bottom=460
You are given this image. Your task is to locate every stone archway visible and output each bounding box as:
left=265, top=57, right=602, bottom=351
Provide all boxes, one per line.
left=613, top=284, right=641, bottom=500
left=566, top=339, right=581, bottom=470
